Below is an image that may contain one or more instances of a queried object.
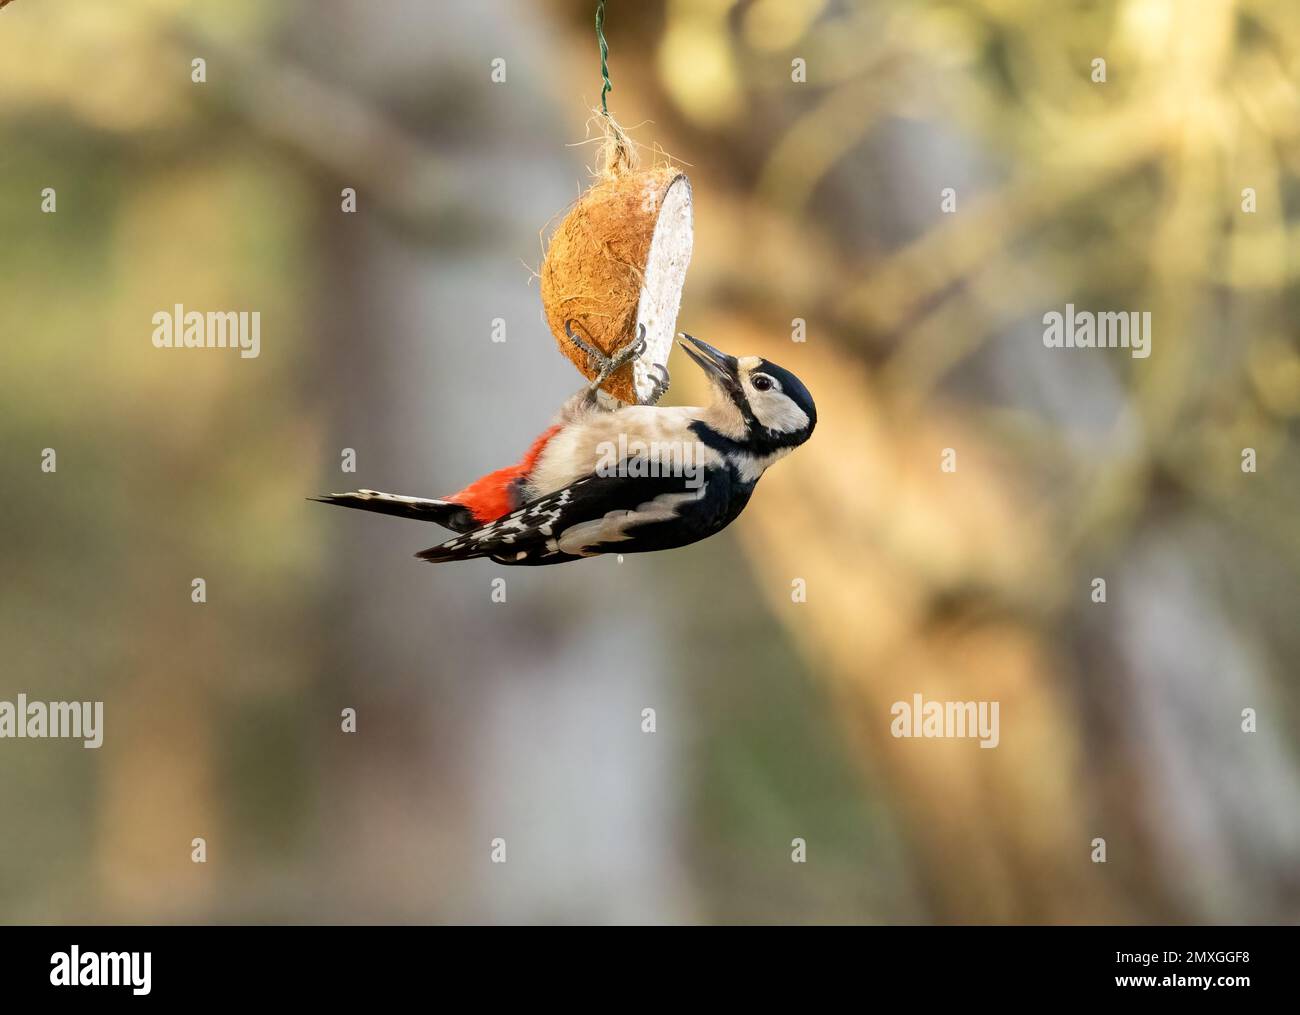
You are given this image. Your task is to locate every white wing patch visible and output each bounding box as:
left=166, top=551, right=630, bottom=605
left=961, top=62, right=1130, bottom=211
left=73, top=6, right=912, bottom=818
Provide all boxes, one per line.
left=557, top=487, right=706, bottom=556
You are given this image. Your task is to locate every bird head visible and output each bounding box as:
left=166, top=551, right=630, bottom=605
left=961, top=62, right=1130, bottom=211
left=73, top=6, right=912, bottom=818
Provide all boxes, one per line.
left=677, top=333, right=817, bottom=451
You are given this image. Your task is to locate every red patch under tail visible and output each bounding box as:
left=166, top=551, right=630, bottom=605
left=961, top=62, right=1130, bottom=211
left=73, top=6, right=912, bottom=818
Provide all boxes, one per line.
left=443, top=425, right=562, bottom=524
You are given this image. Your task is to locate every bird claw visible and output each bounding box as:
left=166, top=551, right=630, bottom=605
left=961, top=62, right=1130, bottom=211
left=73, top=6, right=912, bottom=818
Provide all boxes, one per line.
left=643, top=362, right=670, bottom=405
left=564, top=319, right=603, bottom=368
left=566, top=321, right=651, bottom=398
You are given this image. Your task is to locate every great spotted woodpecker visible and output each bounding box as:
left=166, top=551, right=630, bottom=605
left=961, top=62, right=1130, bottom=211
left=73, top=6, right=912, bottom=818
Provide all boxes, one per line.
left=313, top=333, right=816, bottom=565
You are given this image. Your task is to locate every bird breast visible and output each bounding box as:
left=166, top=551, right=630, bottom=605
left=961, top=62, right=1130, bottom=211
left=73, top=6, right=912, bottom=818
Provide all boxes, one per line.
left=525, top=405, right=716, bottom=499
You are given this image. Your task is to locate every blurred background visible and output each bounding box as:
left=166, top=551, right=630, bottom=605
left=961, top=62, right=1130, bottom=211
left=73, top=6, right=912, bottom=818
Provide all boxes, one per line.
left=1, top=0, right=1298, bottom=924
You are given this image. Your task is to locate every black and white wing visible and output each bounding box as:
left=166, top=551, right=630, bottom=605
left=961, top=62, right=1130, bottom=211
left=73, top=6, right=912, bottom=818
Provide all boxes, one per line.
left=415, top=471, right=730, bottom=566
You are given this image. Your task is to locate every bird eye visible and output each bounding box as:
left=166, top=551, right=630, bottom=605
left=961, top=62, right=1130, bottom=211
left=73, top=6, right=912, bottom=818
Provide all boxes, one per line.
left=752, top=375, right=774, bottom=392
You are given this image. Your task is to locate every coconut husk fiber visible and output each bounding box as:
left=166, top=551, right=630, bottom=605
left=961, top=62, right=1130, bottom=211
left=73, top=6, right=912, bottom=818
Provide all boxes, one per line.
left=540, top=121, right=692, bottom=404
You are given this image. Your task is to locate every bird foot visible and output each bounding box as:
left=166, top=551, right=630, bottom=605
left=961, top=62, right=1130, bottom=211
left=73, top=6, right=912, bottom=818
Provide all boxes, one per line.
left=566, top=321, right=649, bottom=398
left=643, top=362, right=670, bottom=405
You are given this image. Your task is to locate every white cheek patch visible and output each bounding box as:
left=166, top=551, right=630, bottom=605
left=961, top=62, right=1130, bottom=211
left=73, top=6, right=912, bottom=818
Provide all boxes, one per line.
left=750, top=392, right=809, bottom=434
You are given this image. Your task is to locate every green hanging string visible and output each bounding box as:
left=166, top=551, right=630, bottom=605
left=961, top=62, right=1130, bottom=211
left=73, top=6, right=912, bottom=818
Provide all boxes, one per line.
left=596, top=0, right=612, bottom=117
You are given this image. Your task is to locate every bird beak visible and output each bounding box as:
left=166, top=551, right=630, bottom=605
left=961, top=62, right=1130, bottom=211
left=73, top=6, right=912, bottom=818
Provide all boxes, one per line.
left=677, top=333, right=741, bottom=393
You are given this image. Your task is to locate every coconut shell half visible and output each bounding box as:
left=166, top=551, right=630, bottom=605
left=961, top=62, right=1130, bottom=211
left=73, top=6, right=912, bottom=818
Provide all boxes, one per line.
left=540, top=165, right=693, bottom=404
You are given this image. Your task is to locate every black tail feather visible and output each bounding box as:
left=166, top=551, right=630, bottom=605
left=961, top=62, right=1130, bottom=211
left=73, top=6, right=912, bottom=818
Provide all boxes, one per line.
left=310, top=490, right=477, bottom=533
